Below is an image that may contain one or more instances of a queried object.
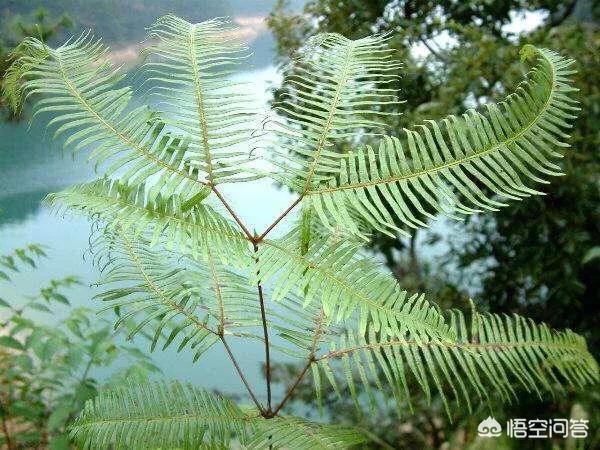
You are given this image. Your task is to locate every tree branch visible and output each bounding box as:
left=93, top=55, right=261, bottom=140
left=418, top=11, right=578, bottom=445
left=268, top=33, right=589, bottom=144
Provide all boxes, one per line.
left=418, top=36, right=448, bottom=62
left=0, top=395, right=14, bottom=450
left=548, top=0, right=577, bottom=27
left=66, top=353, right=95, bottom=423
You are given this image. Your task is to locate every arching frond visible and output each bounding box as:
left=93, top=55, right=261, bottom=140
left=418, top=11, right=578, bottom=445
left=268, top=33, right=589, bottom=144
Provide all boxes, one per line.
left=247, top=416, right=367, bottom=449
left=304, top=46, right=579, bottom=236
left=70, top=380, right=366, bottom=450
left=144, top=15, right=259, bottom=184
left=5, top=35, right=207, bottom=200
left=313, top=307, right=599, bottom=417
left=92, top=230, right=264, bottom=361
left=254, top=230, right=455, bottom=342
left=270, top=33, right=402, bottom=192
left=69, top=381, right=253, bottom=449
left=46, top=179, right=250, bottom=262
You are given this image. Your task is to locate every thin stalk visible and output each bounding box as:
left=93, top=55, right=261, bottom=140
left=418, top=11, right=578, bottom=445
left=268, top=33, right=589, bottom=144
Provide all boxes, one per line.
left=272, top=358, right=312, bottom=416
left=221, top=337, right=265, bottom=414
left=211, top=178, right=304, bottom=419
left=256, top=196, right=302, bottom=242
left=257, top=283, right=272, bottom=414
left=253, top=242, right=273, bottom=415
left=418, top=36, right=448, bottom=62
left=0, top=396, right=14, bottom=450
left=211, top=186, right=254, bottom=241
left=66, top=354, right=95, bottom=422
left=273, top=309, right=324, bottom=415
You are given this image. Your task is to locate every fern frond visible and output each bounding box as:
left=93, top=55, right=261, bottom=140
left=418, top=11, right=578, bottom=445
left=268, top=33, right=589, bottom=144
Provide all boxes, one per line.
left=93, top=228, right=327, bottom=360
left=254, top=230, right=455, bottom=342
left=70, top=380, right=366, bottom=450
left=144, top=15, right=259, bottom=184
left=2, top=41, right=50, bottom=112
left=92, top=230, right=258, bottom=360
left=6, top=35, right=207, bottom=200
left=46, top=179, right=250, bottom=262
left=270, top=33, right=402, bottom=192
left=313, top=308, right=599, bottom=417
left=247, top=416, right=367, bottom=449
left=69, top=381, right=253, bottom=449
left=304, top=46, right=579, bottom=236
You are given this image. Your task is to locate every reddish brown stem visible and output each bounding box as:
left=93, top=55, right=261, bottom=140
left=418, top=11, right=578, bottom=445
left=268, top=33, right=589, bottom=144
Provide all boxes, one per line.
left=272, top=358, right=313, bottom=416
left=221, top=337, right=265, bottom=414
left=212, top=185, right=306, bottom=419
left=273, top=310, right=324, bottom=415
left=212, top=186, right=254, bottom=241
left=256, top=196, right=302, bottom=242
left=253, top=242, right=273, bottom=415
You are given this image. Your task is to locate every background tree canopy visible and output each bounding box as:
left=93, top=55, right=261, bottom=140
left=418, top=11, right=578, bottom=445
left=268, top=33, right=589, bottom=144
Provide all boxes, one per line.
left=268, top=1, right=599, bottom=448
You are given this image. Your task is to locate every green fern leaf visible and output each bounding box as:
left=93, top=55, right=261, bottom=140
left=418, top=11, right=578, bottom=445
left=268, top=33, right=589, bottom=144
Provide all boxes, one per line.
left=93, top=229, right=328, bottom=360
left=92, top=231, right=255, bottom=360
left=2, top=39, right=50, bottom=112
left=69, top=381, right=253, bottom=449
left=246, top=416, right=367, bottom=449
left=144, top=15, right=260, bottom=184
left=314, top=308, right=599, bottom=417
left=269, top=294, right=332, bottom=359
left=269, top=33, right=402, bottom=192
left=303, top=46, right=579, bottom=236
left=5, top=35, right=207, bottom=201
left=46, top=179, right=250, bottom=262
left=254, top=229, right=455, bottom=342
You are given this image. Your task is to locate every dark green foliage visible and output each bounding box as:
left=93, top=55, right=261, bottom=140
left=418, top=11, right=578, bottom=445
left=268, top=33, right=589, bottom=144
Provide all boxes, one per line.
left=0, top=7, right=72, bottom=116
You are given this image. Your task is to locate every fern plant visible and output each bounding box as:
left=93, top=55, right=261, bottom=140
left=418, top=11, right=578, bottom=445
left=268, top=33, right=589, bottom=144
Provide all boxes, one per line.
left=4, top=15, right=598, bottom=449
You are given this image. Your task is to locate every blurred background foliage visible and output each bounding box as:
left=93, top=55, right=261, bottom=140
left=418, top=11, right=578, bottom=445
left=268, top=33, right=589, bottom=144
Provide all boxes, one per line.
left=0, top=245, right=158, bottom=450
left=268, top=0, right=599, bottom=448
left=0, top=8, right=72, bottom=116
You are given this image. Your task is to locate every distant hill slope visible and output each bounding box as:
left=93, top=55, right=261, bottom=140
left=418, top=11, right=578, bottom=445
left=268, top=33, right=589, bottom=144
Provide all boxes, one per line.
left=0, top=0, right=303, bottom=67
